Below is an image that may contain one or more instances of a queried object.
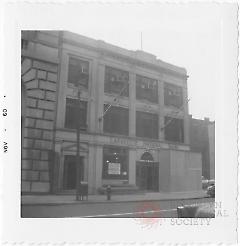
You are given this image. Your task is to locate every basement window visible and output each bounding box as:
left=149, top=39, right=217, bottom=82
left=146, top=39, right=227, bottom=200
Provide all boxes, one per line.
left=136, top=75, right=158, bottom=103
left=164, top=117, right=184, bottom=143
left=164, top=83, right=183, bottom=108
left=65, top=98, right=87, bottom=130
left=104, top=66, right=129, bottom=97
left=68, top=57, right=89, bottom=89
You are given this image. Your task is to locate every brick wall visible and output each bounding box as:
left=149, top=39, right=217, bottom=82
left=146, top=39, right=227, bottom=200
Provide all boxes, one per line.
left=21, top=57, right=58, bottom=193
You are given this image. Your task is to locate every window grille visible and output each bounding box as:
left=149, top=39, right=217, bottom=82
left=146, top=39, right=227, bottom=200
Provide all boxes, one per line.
left=104, top=66, right=129, bottom=96
left=68, top=57, right=89, bottom=88
left=136, top=75, right=158, bottom=103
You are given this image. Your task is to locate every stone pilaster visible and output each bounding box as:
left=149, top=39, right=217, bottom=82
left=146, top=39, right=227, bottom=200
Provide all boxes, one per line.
left=183, top=87, right=190, bottom=145
left=96, top=63, right=105, bottom=133
left=95, top=146, right=103, bottom=190
left=129, top=72, right=136, bottom=137
left=88, top=145, right=97, bottom=194
left=89, top=59, right=98, bottom=132
left=158, top=80, right=165, bottom=141
left=128, top=149, right=136, bottom=185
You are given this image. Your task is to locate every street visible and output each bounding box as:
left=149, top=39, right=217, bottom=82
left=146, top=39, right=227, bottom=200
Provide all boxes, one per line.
left=21, top=197, right=214, bottom=218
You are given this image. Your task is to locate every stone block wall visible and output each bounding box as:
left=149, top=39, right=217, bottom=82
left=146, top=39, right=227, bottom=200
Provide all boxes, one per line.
left=21, top=57, right=58, bottom=193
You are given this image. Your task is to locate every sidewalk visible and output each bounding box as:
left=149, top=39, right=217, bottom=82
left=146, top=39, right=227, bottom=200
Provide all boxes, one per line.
left=22, top=190, right=208, bottom=206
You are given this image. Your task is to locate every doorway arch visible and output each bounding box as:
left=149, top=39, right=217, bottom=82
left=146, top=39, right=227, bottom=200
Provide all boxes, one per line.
left=141, top=152, right=154, bottom=162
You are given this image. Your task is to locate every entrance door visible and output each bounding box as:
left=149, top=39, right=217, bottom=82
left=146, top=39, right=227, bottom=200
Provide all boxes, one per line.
left=136, top=161, right=159, bottom=191
left=63, top=155, right=84, bottom=190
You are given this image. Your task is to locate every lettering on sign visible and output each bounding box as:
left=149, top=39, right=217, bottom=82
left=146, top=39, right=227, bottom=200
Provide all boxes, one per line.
left=110, top=137, right=137, bottom=147
left=109, top=137, right=185, bottom=151
left=108, top=162, right=121, bottom=175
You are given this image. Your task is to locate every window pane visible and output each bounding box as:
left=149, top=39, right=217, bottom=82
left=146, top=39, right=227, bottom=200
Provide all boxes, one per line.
left=65, top=98, right=87, bottom=130
left=136, top=111, right=158, bottom=139
left=136, top=75, right=158, bottom=103
left=104, top=66, right=129, bottom=96
left=68, top=57, right=89, bottom=88
left=164, top=117, right=184, bottom=143
left=102, top=146, right=129, bottom=180
left=103, top=105, right=129, bottom=135
left=164, top=83, right=183, bottom=108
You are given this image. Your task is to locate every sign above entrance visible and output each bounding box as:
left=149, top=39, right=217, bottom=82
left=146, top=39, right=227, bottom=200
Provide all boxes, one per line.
left=109, top=136, right=190, bottom=151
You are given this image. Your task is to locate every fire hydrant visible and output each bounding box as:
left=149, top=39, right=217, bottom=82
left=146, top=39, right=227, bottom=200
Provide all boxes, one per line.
left=106, top=185, right=111, bottom=200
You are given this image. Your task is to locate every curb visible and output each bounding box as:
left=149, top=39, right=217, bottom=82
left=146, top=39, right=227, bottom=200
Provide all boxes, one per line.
left=21, top=195, right=210, bottom=206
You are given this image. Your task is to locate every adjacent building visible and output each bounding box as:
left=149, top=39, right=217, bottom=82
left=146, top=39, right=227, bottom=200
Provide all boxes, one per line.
left=21, top=31, right=203, bottom=194
left=189, top=116, right=215, bottom=180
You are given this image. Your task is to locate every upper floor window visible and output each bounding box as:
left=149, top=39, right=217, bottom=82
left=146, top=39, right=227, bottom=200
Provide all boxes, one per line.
left=164, top=117, right=184, bottom=143
left=164, top=83, right=183, bottom=108
left=136, top=111, right=158, bottom=139
left=68, top=57, right=89, bottom=89
left=104, top=66, right=129, bottom=97
left=136, top=75, right=158, bottom=103
left=103, top=105, right=129, bottom=136
left=65, top=98, right=87, bottom=130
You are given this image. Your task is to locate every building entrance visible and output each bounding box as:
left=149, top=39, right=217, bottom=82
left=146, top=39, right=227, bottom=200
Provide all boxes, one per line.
left=63, top=155, right=84, bottom=190
left=136, top=152, right=159, bottom=191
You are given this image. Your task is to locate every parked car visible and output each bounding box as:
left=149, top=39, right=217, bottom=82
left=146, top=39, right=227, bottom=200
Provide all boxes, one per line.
left=202, top=176, right=209, bottom=189
left=202, top=176, right=215, bottom=190
left=177, top=203, right=215, bottom=218
left=207, top=184, right=215, bottom=198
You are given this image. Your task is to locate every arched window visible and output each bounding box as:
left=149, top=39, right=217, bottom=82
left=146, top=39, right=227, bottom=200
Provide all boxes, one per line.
left=141, top=152, right=154, bottom=162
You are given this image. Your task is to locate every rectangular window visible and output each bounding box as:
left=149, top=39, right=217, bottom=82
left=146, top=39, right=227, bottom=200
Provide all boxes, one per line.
left=164, top=83, right=183, bottom=108
left=103, top=105, right=129, bottom=136
left=104, top=66, right=129, bottom=97
left=65, top=98, right=87, bottom=130
left=136, top=75, right=158, bottom=103
left=164, top=117, right=184, bottom=143
left=68, top=57, right=89, bottom=88
left=136, top=111, right=159, bottom=139
left=102, top=146, right=129, bottom=180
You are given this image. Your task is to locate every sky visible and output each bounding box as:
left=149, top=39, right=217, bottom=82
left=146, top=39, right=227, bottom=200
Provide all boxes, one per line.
left=63, top=3, right=220, bottom=121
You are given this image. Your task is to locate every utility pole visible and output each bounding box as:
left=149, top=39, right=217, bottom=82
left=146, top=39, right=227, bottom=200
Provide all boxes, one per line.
left=76, top=87, right=81, bottom=201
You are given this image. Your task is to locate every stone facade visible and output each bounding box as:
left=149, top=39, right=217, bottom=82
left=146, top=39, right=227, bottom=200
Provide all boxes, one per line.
left=21, top=31, right=59, bottom=192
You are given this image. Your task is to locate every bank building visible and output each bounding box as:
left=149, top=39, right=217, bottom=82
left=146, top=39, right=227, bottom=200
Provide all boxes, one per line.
left=21, top=31, right=203, bottom=195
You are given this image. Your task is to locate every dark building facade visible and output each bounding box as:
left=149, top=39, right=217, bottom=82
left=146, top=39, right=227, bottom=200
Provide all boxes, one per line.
left=189, top=116, right=215, bottom=179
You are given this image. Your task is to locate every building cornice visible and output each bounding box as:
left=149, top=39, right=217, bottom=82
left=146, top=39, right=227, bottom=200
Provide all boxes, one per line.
left=62, top=34, right=188, bottom=80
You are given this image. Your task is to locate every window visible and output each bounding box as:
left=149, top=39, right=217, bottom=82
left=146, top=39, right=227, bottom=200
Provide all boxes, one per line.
left=102, top=146, right=129, bottom=180
left=65, top=98, right=87, bottom=130
left=103, top=105, right=129, bottom=136
left=104, top=66, right=129, bottom=96
left=68, top=57, right=89, bottom=88
left=164, top=117, right=184, bottom=143
left=136, top=111, right=158, bottom=139
left=164, top=83, right=183, bottom=108
left=136, top=75, right=158, bottom=103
